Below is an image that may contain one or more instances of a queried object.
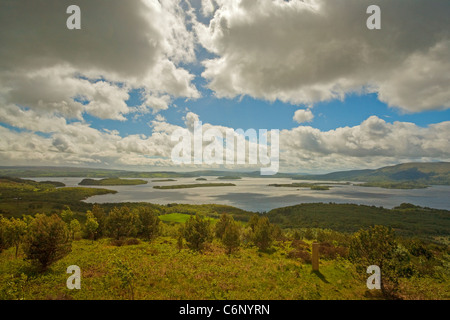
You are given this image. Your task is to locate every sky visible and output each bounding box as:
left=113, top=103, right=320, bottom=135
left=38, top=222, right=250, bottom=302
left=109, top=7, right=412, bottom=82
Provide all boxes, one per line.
left=0, top=0, right=449, bottom=174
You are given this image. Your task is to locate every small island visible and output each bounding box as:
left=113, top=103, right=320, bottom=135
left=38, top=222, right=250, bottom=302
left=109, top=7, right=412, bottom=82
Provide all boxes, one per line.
left=269, top=183, right=331, bottom=190
left=196, top=178, right=207, bottom=181
left=79, top=178, right=148, bottom=186
left=152, top=179, right=177, bottom=182
left=154, top=183, right=235, bottom=190
left=217, top=176, right=242, bottom=180
left=357, top=181, right=429, bottom=189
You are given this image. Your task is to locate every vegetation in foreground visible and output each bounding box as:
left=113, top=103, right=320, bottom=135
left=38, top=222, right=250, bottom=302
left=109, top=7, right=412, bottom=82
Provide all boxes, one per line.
left=0, top=177, right=449, bottom=300
left=0, top=205, right=448, bottom=300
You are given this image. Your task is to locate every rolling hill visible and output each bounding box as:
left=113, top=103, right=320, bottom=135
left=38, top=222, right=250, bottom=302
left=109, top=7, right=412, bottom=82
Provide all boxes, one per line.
left=294, top=162, right=450, bottom=185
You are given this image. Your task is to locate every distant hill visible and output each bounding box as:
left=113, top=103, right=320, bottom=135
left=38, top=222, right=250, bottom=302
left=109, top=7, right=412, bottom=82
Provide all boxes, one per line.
left=294, top=162, right=450, bottom=185
left=0, top=162, right=449, bottom=185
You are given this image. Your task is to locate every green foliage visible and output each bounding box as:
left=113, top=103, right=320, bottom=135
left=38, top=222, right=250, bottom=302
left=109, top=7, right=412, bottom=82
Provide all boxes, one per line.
left=215, top=213, right=234, bottom=239
left=69, top=219, right=82, bottom=240
left=106, top=207, right=139, bottom=240
left=111, top=257, right=136, bottom=300
left=268, top=203, right=450, bottom=238
left=136, top=207, right=160, bottom=241
left=182, top=215, right=212, bottom=251
left=84, top=211, right=99, bottom=241
left=0, top=215, right=10, bottom=252
left=349, top=225, right=398, bottom=269
left=0, top=177, right=116, bottom=218
left=5, top=217, right=27, bottom=258
left=222, top=221, right=241, bottom=255
left=59, top=206, right=74, bottom=224
left=248, top=214, right=260, bottom=232
left=349, top=225, right=406, bottom=297
left=22, top=214, right=72, bottom=271
left=91, top=204, right=106, bottom=239
left=253, top=216, right=274, bottom=251
left=0, top=273, right=28, bottom=300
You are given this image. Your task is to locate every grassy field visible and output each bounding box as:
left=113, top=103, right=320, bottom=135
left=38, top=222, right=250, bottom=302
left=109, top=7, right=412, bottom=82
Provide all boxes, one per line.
left=0, top=238, right=372, bottom=300
left=1, top=236, right=447, bottom=300
left=158, top=213, right=193, bottom=224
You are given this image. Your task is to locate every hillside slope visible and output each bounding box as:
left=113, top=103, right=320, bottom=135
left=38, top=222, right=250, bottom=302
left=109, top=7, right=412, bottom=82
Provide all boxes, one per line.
left=294, top=162, right=450, bottom=185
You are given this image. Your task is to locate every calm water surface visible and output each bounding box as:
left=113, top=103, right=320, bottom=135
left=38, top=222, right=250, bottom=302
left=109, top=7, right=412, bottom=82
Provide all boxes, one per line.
left=30, top=177, right=450, bottom=212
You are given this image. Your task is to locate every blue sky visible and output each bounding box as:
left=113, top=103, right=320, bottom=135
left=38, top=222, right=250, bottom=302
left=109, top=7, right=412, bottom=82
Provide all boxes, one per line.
left=0, top=0, right=449, bottom=173
left=87, top=86, right=450, bottom=138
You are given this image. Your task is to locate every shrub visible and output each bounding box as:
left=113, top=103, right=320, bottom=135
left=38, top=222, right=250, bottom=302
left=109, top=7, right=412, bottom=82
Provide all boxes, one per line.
left=91, top=204, right=106, bottom=239
left=349, top=225, right=402, bottom=298
left=253, top=217, right=274, bottom=251
left=83, top=211, right=99, bottom=240
left=23, top=214, right=72, bottom=271
left=136, top=207, right=160, bottom=241
left=5, top=218, right=27, bottom=258
left=0, top=215, right=10, bottom=253
left=319, top=241, right=349, bottom=260
left=222, top=221, right=241, bottom=255
left=287, top=249, right=312, bottom=263
left=183, top=215, right=212, bottom=251
left=215, top=213, right=234, bottom=239
left=106, top=206, right=139, bottom=240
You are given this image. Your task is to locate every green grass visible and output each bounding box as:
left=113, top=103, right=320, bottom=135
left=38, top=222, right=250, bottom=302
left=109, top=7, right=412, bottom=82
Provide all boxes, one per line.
left=151, top=179, right=177, bottom=182
left=159, top=213, right=218, bottom=224
left=0, top=238, right=372, bottom=300
left=2, top=237, right=447, bottom=300
left=159, top=213, right=192, bottom=223
left=154, top=183, right=236, bottom=190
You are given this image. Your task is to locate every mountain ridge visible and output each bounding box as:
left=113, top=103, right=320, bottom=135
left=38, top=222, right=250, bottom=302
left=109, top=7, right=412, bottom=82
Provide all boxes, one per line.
left=0, top=162, right=449, bottom=185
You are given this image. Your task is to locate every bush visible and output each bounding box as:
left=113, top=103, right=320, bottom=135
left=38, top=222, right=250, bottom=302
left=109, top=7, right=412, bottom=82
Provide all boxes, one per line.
left=0, top=215, right=10, bottom=253
left=182, top=215, right=212, bottom=251
left=110, top=238, right=141, bottom=247
left=349, top=225, right=402, bottom=298
left=287, top=249, right=312, bottom=263
left=136, top=207, right=160, bottom=241
left=319, top=241, right=349, bottom=260
left=83, top=211, right=98, bottom=240
left=215, top=213, right=234, bottom=239
left=106, top=207, right=139, bottom=240
left=222, top=221, right=241, bottom=255
left=91, top=204, right=106, bottom=239
left=253, top=216, right=274, bottom=251
left=23, top=214, right=72, bottom=271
